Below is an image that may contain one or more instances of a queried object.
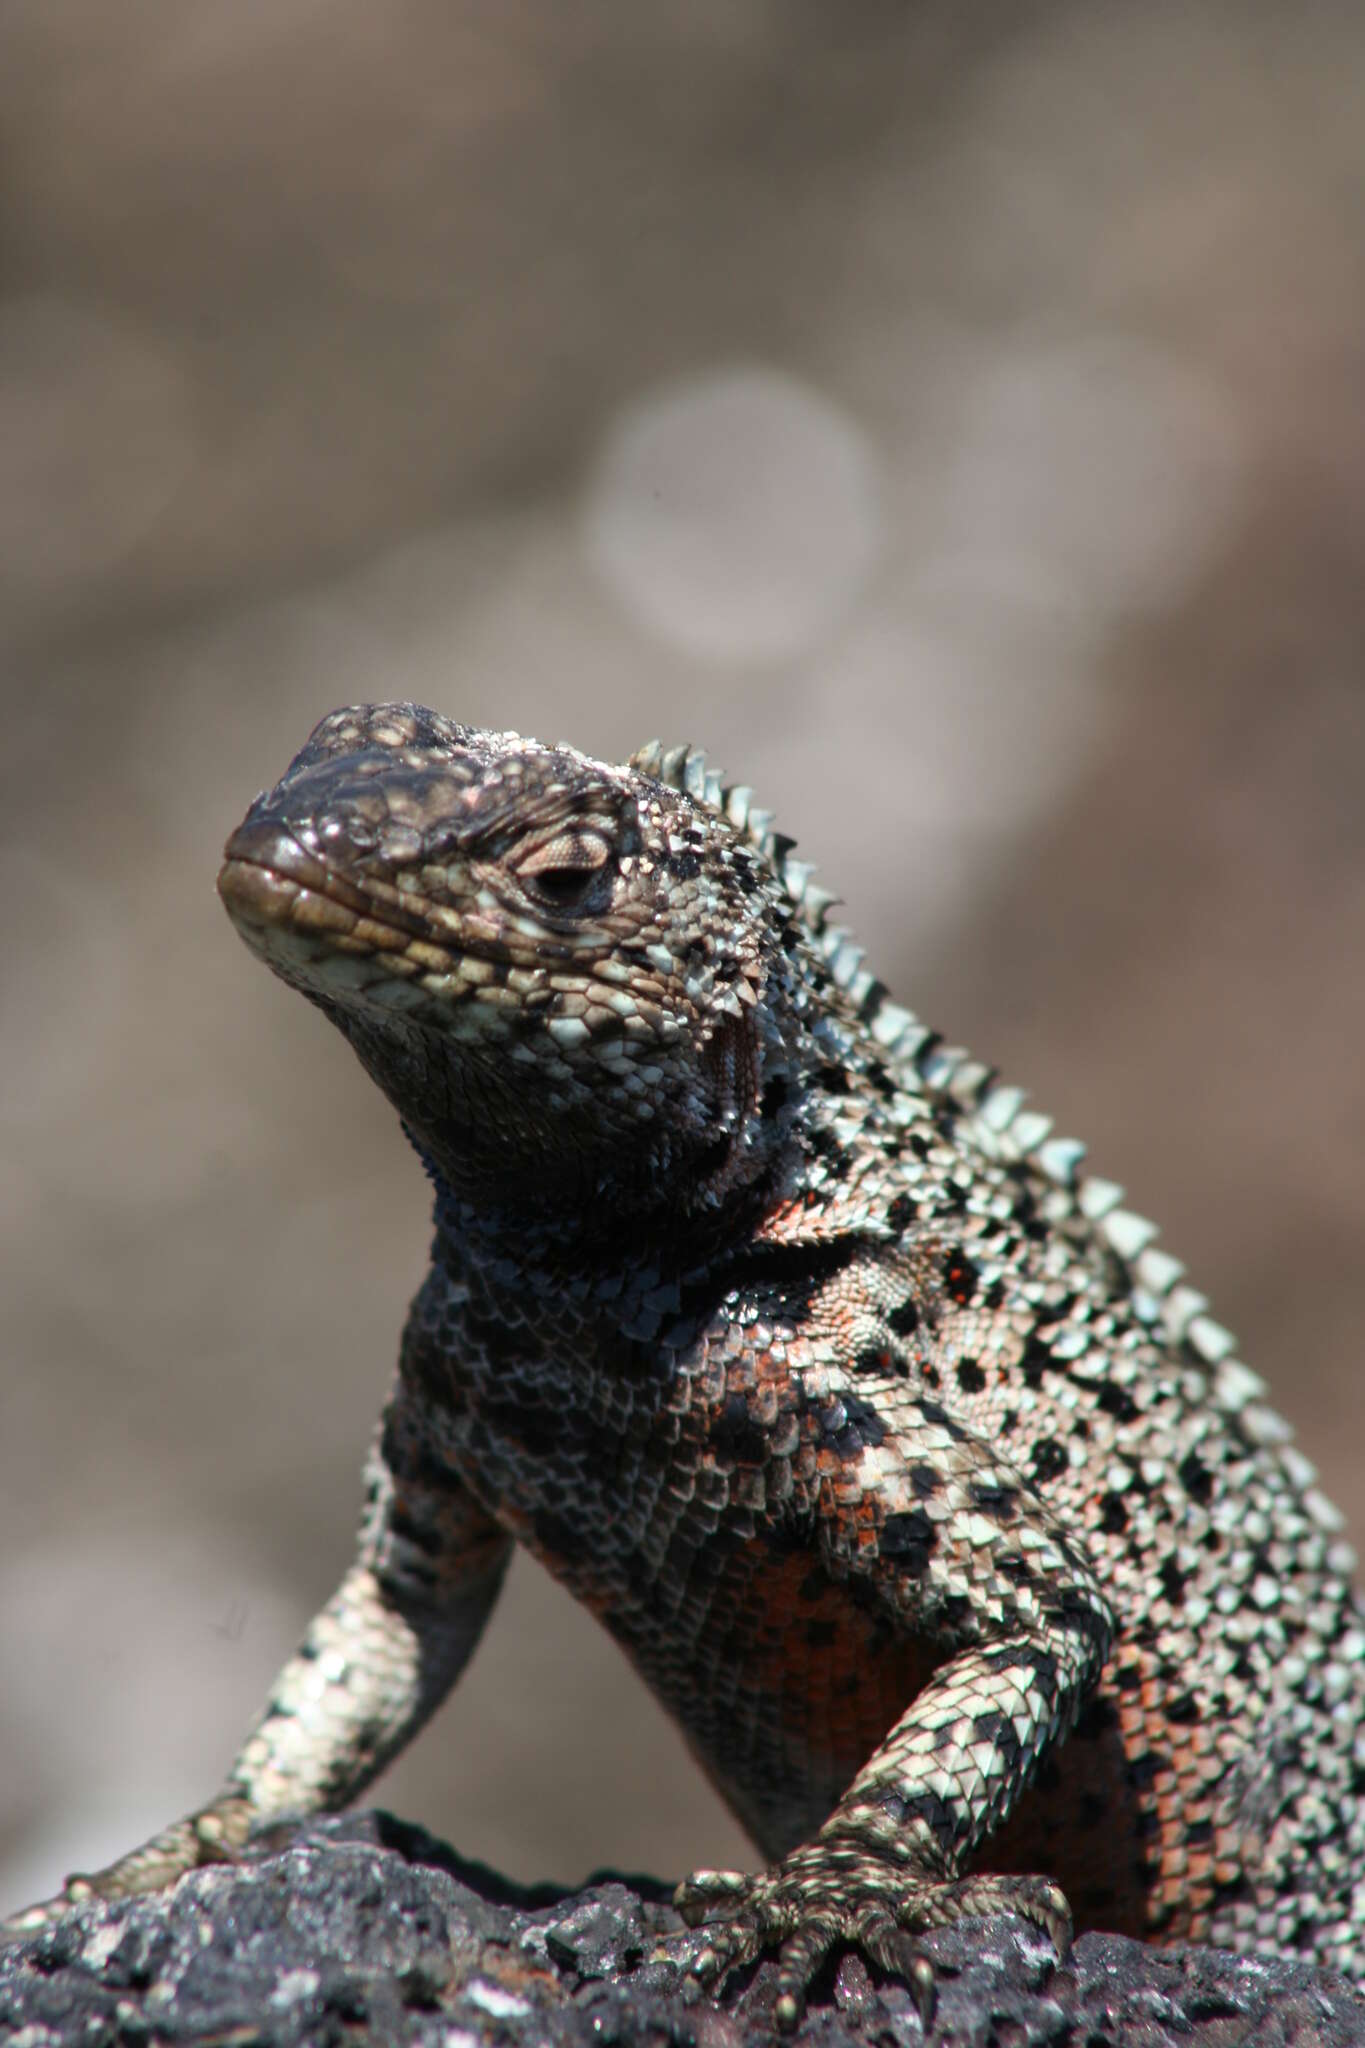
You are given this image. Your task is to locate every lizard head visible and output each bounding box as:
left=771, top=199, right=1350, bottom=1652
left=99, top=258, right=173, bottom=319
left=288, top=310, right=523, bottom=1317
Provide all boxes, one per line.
left=218, top=702, right=846, bottom=1230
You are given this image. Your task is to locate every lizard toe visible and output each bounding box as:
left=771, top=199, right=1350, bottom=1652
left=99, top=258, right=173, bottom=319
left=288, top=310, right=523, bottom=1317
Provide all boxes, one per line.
left=673, top=1866, right=752, bottom=1927
left=907, top=1872, right=1072, bottom=1957
left=3, top=1794, right=258, bottom=1939
left=674, top=1848, right=1072, bottom=2022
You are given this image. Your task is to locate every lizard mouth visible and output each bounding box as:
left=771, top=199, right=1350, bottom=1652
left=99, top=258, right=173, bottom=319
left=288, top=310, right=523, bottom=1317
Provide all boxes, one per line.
left=218, top=819, right=477, bottom=1004
left=221, top=819, right=426, bottom=937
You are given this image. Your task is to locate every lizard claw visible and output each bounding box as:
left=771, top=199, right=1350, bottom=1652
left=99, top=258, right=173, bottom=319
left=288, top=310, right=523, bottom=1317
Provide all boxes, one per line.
left=937, top=1873, right=1073, bottom=1958
left=674, top=1848, right=1073, bottom=2026
left=674, top=1866, right=751, bottom=1925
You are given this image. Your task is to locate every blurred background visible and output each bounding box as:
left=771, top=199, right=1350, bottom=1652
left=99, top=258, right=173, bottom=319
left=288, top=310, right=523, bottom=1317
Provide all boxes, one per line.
left=2, top=2, right=1363, bottom=1915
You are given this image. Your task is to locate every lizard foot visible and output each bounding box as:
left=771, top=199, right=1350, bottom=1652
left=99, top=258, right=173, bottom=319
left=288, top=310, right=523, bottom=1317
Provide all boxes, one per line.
left=1, top=1794, right=256, bottom=1939
left=675, top=1843, right=1071, bottom=2031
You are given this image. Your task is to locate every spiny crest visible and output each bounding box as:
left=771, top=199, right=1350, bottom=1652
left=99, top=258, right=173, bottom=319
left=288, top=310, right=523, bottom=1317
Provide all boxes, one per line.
left=630, top=735, right=1329, bottom=1535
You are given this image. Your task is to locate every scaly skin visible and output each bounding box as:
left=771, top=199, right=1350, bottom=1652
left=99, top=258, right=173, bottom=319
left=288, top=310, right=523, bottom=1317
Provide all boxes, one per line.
left=9, top=703, right=1365, bottom=2025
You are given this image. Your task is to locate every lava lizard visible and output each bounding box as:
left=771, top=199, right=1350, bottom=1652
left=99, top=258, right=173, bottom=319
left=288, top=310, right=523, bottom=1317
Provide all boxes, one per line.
left=8, top=702, right=1364, bottom=2023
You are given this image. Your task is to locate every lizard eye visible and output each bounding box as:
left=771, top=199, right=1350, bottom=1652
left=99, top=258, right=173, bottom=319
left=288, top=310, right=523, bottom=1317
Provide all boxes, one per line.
left=530, top=865, right=601, bottom=907
left=516, top=827, right=614, bottom=914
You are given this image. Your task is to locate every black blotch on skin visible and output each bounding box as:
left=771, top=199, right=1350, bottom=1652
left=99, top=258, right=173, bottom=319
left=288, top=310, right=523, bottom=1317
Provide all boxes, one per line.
left=760, top=1074, right=790, bottom=1119
left=888, top=1297, right=920, bottom=1338
left=956, top=1358, right=986, bottom=1395
left=970, top=1710, right=1022, bottom=1770
left=918, top=1397, right=962, bottom=1437
left=881, top=1509, right=937, bottom=1574
left=1019, top=1335, right=1053, bottom=1391
left=711, top=1392, right=768, bottom=1466
left=887, top=1194, right=915, bottom=1234
left=1098, top=1491, right=1130, bottom=1535
left=1158, top=1557, right=1188, bottom=1608
left=939, top=1591, right=971, bottom=1632
left=1096, top=1382, right=1139, bottom=1425
left=840, top=1395, right=887, bottom=1447
left=893, top=1790, right=956, bottom=1851
left=1051, top=1588, right=1111, bottom=1651
left=969, top=1480, right=1019, bottom=1520
left=1031, top=1438, right=1069, bottom=1485
left=1010, top=1181, right=1049, bottom=1244
left=943, top=1253, right=978, bottom=1306
left=993, top=1642, right=1058, bottom=1688
left=1178, top=1449, right=1214, bottom=1505
left=819, top=1408, right=869, bottom=1459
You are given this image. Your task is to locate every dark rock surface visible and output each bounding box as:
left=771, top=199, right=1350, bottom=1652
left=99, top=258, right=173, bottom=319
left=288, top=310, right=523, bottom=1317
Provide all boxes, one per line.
left=3, top=1812, right=1363, bottom=2047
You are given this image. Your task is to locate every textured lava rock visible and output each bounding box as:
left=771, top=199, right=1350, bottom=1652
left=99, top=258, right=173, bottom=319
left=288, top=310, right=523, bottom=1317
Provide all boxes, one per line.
left=3, top=1812, right=1363, bottom=2046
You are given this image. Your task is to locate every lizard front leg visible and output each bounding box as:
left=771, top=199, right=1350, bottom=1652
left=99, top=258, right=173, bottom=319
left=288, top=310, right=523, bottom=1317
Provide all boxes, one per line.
left=676, top=1391, right=1115, bottom=2026
left=6, top=1354, right=511, bottom=1933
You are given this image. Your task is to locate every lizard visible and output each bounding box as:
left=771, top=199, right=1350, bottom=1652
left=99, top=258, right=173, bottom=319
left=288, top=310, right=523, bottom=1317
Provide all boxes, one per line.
left=7, top=700, right=1365, bottom=2026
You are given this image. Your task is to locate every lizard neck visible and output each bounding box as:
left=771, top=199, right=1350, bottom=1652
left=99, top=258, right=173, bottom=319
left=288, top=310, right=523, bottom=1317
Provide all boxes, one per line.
left=340, top=986, right=822, bottom=1247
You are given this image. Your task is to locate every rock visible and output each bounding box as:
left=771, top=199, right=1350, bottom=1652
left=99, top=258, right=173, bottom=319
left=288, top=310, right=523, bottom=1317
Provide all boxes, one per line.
left=3, top=1811, right=1363, bottom=2046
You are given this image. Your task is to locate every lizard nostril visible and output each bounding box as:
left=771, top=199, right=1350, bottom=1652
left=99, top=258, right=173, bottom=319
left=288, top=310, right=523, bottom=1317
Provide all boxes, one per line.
left=221, top=817, right=327, bottom=884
